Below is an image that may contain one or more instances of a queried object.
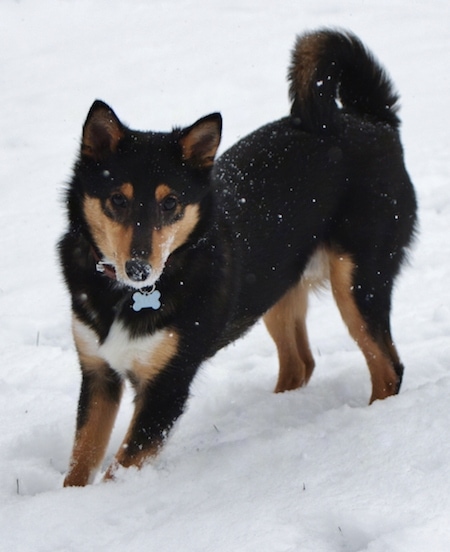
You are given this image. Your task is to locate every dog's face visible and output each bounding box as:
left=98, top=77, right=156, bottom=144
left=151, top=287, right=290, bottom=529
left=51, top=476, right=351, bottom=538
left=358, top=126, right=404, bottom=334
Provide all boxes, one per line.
left=76, top=101, right=222, bottom=289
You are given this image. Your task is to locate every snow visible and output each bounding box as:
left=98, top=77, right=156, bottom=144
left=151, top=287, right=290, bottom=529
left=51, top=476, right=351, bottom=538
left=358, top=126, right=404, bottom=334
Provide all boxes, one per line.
left=1, top=0, right=450, bottom=550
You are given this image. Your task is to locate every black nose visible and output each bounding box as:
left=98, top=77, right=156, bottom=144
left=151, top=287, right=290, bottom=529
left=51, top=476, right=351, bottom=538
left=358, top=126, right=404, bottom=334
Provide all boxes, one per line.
left=125, top=260, right=151, bottom=282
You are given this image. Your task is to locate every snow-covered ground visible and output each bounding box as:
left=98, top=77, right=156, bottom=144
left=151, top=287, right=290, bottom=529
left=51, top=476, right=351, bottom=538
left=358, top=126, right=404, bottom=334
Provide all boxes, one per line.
left=1, top=1, right=449, bottom=550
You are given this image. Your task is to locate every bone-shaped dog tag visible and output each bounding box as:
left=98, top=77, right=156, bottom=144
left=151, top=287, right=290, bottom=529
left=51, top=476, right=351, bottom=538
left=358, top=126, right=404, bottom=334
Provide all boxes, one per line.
left=132, top=288, right=161, bottom=312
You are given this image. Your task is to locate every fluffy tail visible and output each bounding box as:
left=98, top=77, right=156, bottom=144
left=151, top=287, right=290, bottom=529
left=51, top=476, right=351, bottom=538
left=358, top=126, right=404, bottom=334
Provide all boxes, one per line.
left=289, top=29, right=400, bottom=133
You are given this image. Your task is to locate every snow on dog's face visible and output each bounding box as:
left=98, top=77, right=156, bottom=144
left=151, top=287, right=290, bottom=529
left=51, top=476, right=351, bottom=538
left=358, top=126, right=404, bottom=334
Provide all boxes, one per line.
left=77, top=101, right=221, bottom=289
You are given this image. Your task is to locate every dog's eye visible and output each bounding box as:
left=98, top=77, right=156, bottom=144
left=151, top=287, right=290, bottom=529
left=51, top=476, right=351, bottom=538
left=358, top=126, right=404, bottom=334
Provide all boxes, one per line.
left=161, top=195, right=178, bottom=211
left=111, top=193, right=127, bottom=207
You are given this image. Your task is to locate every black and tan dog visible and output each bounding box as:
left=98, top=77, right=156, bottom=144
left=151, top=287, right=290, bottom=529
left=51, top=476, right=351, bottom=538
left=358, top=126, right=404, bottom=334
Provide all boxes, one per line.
left=59, top=29, right=417, bottom=486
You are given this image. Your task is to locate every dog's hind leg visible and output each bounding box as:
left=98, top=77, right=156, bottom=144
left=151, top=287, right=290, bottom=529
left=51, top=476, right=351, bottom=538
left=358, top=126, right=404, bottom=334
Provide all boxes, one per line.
left=264, top=281, right=315, bottom=393
left=328, top=251, right=403, bottom=404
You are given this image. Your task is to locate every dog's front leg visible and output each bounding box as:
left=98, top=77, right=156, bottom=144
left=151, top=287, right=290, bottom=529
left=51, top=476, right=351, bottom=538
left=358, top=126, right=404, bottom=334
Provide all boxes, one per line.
left=64, top=365, right=124, bottom=487
left=104, top=362, right=195, bottom=480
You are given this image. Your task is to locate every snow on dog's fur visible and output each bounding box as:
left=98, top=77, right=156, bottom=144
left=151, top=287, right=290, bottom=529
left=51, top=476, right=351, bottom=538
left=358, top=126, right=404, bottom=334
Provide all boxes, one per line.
left=59, top=29, right=417, bottom=486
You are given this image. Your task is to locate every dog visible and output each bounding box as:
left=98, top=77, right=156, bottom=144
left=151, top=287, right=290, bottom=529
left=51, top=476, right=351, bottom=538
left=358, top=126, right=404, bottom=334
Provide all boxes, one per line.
left=59, top=29, right=417, bottom=486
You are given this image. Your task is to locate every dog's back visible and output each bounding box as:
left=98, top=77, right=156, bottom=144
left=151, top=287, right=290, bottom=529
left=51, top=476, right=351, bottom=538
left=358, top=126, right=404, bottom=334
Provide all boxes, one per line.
left=214, top=29, right=416, bottom=396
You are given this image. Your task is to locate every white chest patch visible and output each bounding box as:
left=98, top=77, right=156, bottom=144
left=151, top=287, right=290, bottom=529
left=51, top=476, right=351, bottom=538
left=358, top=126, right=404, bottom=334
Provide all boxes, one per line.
left=99, top=321, right=167, bottom=376
left=72, top=316, right=169, bottom=378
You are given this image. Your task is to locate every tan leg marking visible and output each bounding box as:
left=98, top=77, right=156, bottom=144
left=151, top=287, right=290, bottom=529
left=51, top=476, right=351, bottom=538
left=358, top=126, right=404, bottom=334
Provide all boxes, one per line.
left=328, top=252, right=400, bottom=403
left=103, top=413, right=162, bottom=481
left=64, top=385, right=122, bottom=487
left=64, top=319, right=123, bottom=487
left=264, top=281, right=315, bottom=393
left=104, top=330, right=180, bottom=479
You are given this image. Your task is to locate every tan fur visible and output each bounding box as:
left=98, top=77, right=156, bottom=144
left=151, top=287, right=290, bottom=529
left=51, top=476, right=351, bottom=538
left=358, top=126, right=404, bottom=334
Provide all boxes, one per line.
left=131, top=329, right=179, bottom=385
left=104, top=329, right=180, bottom=478
left=103, top=404, right=163, bottom=480
left=68, top=318, right=180, bottom=483
left=64, top=319, right=124, bottom=486
left=265, top=248, right=401, bottom=402
left=84, top=194, right=199, bottom=285
left=328, top=251, right=400, bottom=403
left=73, top=317, right=180, bottom=382
left=290, top=32, right=325, bottom=105
left=264, top=248, right=331, bottom=392
left=103, top=439, right=161, bottom=481
left=154, top=183, right=184, bottom=222
left=155, top=183, right=172, bottom=203
left=83, top=196, right=133, bottom=281
left=149, top=204, right=200, bottom=275
left=120, top=182, right=134, bottom=201
left=63, top=378, right=123, bottom=487
left=264, top=281, right=315, bottom=392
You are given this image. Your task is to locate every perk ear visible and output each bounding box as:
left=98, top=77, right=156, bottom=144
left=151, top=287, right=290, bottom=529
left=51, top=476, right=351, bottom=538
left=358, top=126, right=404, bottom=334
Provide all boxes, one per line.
left=81, top=100, right=125, bottom=160
left=179, top=113, right=222, bottom=168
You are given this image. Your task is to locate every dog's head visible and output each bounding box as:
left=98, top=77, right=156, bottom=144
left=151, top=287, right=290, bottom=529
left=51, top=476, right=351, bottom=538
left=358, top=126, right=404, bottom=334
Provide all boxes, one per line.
left=75, top=100, right=222, bottom=289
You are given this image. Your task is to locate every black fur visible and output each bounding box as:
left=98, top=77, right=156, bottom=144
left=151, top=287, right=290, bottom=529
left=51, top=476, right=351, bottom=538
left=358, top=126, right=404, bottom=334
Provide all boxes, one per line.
left=60, top=29, right=417, bottom=484
left=288, top=29, right=400, bottom=133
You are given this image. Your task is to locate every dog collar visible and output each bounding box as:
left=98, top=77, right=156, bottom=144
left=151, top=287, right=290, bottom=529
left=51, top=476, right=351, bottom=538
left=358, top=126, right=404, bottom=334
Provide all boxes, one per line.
left=95, top=261, right=117, bottom=280
left=91, top=246, right=117, bottom=280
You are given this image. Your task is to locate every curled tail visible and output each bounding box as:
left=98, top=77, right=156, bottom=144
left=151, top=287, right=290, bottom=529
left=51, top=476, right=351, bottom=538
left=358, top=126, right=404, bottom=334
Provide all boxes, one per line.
left=289, top=29, right=400, bottom=133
